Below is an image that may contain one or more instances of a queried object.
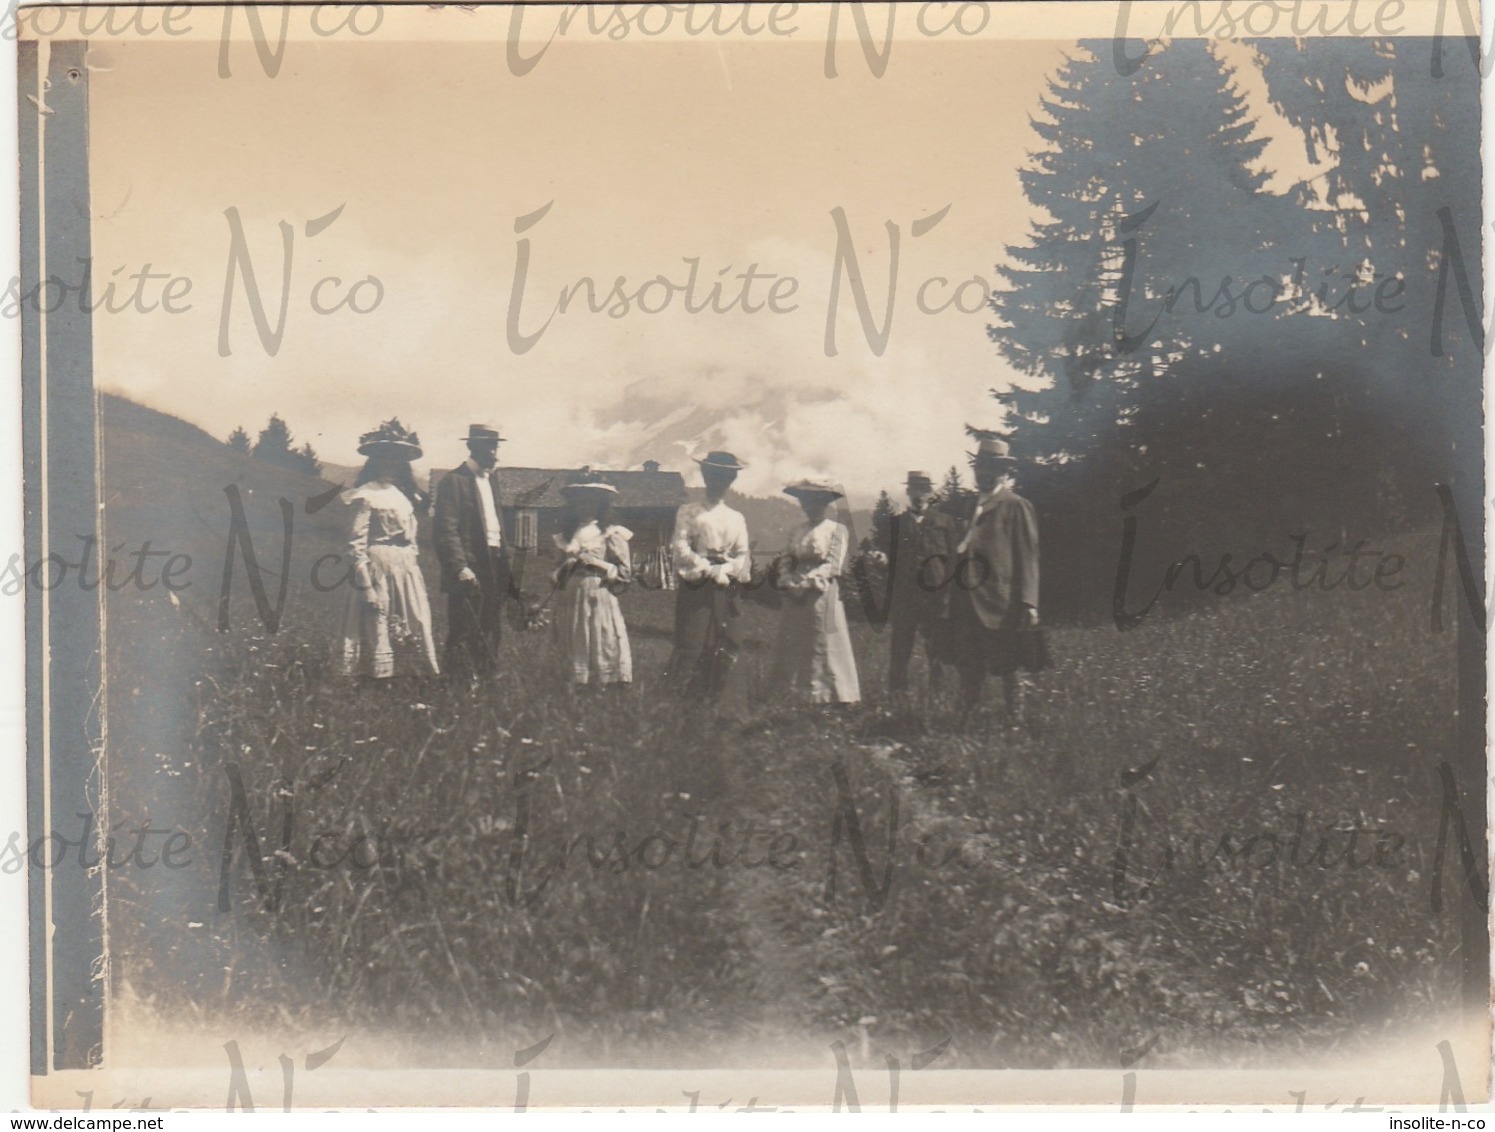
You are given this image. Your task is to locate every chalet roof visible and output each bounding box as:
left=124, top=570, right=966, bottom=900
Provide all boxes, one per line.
left=433, top=466, right=688, bottom=510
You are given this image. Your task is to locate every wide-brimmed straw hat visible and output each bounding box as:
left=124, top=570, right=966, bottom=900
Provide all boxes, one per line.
left=695, top=451, right=745, bottom=472
left=784, top=479, right=845, bottom=501
left=561, top=479, right=619, bottom=498
left=358, top=419, right=422, bottom=460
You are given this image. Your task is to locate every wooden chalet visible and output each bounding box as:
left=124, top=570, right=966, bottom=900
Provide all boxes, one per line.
left=425, top=460, right=688, bottom=562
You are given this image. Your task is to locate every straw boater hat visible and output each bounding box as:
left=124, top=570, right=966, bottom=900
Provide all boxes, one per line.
left=784, top=479, right=845, bottom=501
left=695, top=450, right=745, bottom=472
left=461, top=423, right=506, bottom=444
left=357, top=419, right=423, bottom=461
left=968, top=437, right=1018, bottom=466
left=906, top=470, right=934, bottom=487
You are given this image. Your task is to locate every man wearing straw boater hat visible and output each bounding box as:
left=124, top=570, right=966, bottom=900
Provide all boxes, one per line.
left=433, top=423, right=523, bottom=680
left=665, top=450, right=751, bottom=701
left=951, top=437, right=1042, bottom=721
left=883, top=470, right=960, bottom=697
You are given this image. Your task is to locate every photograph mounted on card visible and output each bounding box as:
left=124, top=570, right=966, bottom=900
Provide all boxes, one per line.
left=17, top=0, right=1488, bottom=1109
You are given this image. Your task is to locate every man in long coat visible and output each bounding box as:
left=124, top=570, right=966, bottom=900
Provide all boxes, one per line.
left=433, top=423, right=522, bottom=680
left=951, top=438, right=1041, bottom=720
left=882, top=470, right=960, bottom=696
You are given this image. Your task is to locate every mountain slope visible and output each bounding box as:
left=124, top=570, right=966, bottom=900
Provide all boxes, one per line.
left=100, top=393, right=353, bottom=633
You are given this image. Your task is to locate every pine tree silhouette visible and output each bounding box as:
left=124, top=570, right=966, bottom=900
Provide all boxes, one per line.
left=985, top=39, right=1439, bottom=618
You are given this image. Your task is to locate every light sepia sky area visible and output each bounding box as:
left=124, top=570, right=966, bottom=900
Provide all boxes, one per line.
left=82, top=22, right=1299, bottom=503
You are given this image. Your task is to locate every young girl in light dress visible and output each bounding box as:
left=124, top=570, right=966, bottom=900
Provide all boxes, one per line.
left=552, top=478, right=633, bottom=688
left=339, top=420, right=440, bottom=679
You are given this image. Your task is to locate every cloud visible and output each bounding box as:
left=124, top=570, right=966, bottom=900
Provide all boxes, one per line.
left=95, top=210, right=1020, bottom=506
left=551, top=236, right=1015, bottom=504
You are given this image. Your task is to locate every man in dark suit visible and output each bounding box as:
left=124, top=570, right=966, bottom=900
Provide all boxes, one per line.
left=882, top=470, right=959, bottom=696
left=951, top=438, right=1041, bottom=720
left=433, top=423, right=521, bottom=680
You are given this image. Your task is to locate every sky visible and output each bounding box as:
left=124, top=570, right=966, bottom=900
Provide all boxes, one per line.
left=76, top=12, right=1298, bottom=505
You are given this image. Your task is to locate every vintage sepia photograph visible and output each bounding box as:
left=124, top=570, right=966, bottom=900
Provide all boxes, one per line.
left=16, top=0, right=1491, bottom=1109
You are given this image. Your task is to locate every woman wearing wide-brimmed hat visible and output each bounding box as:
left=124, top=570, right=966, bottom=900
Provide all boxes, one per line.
left=339, top=420, right=440, bottom=679
left=551, top=474, right=634, bottom=688
left=769, top=480, right=861, bottom=704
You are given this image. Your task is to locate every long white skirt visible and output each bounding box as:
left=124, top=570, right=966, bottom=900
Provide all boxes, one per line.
left=340, top=544, right=440, bottom=678
left=555, top=573, right=632, bottom=685
left=772, top=580, right=861, bottom=704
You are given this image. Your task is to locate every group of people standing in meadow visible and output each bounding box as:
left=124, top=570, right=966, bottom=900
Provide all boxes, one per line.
left=335, top=420, right=1043, bottom=719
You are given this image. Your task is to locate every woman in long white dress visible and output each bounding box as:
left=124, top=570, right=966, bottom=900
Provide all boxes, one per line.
left=770, top=480, right=860, bottom=704
left=552, top=479, right=633, bottom=688
left=339, top=420, right=440, bottom=679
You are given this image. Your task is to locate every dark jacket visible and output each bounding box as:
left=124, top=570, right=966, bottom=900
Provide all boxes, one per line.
left=884, top=508, right=959, bottom=621
left=433, top=463, right=515, bottom=594
left=956, top=487, right=1039, bottom=630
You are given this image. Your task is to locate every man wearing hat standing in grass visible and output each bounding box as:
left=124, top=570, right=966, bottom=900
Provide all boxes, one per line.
left=666, top=451, right=751, bottom=702
left=951, top=437, right=1041, bottom=722
left=434, top=424, right=522, bottom=681
left=883, top=470, right=960, bottom=697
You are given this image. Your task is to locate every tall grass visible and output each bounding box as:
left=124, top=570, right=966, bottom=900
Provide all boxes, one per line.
left=104, top=530, right=1472, bottom=1068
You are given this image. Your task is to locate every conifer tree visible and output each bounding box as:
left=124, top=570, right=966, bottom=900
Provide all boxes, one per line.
left=937, top=464, right=974, bottom=519
left=253, top=413, right=297, bottom=468
left=992, top=39, right=1277, bottom=475
left=871, top=489, right=895, bottom=549
left=1252, top=36, right=1482, bottom=502
left=295, top=441, right=322, bottom=478
left=986, top=39, right=1379, bottom=615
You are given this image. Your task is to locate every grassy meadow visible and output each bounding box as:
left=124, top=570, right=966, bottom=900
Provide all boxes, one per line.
left=98, top=397, right=1476, bottom=1070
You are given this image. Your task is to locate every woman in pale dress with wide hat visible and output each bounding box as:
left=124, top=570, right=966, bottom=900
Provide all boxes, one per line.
left=339, top=419, right=440, bottom=679
left=552, top=476, right=634, bottom=688
left=770, top=480, right=860, bottom=704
